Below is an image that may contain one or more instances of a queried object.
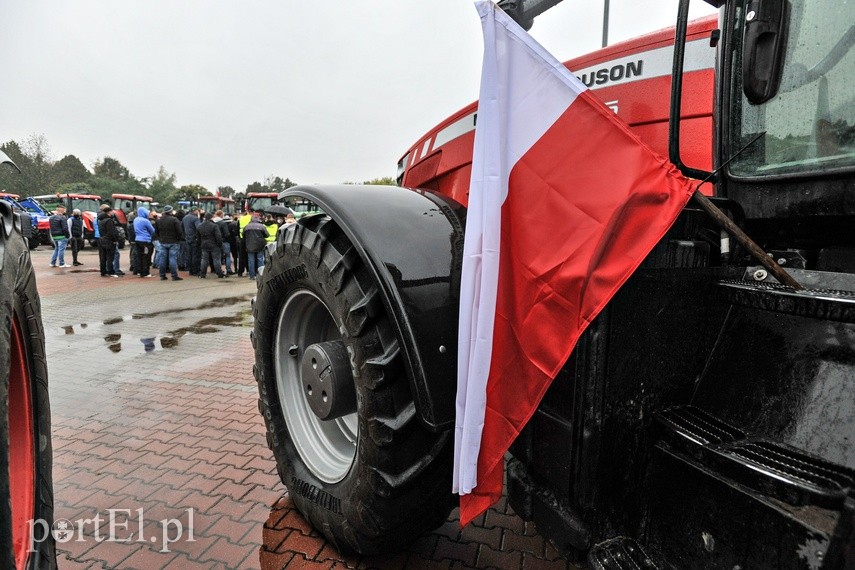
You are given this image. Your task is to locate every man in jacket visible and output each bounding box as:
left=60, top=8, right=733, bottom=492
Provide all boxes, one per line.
left=243, top=213, right=270, bottom=280
left=112, top=209, right=126, bottom=276
left=197, top=212, right=224, bottom=278
left=156, top=205, right=184, bottom=281
left=97, top=206, right=119, bottom=277
left=263, top=214, right=279, bottom=244
left=67, top=209, right=85, bottom=266
left=49, top=205, right=71, bottom=267
left=237, top=209, right=253, bottom=277
left=214, top=210, right=235, bottom=276
left=182, top=208, right=202, bottom=276
left=133, top=207, right=156, bottom=277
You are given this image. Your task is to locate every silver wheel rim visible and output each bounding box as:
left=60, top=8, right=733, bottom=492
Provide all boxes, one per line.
left=274, top=290, right=358, bottom=483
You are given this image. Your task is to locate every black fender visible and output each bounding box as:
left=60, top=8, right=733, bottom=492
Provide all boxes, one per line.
left=279, top=185, right=465, bottom=431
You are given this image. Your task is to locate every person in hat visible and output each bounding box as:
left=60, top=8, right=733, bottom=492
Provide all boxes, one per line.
left=97, top=205, right=120, bottom=277
left=133, top=206, right=156, bottom=277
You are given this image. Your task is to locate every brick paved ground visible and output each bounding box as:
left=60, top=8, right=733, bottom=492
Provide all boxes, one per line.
left=34, top=246, right=578, bottom=569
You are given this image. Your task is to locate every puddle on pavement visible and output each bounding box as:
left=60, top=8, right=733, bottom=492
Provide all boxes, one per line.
left=49, top=294, right=254, bottom=363
left=103, top=316, right=140, bottom=325
left=134, top=295, right=253, bottom=320
left=91, top=308, right=253, bottom=354
left=53, top=294, right=253, bottom=337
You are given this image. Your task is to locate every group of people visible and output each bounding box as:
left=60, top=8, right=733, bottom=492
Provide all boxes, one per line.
left=128, top=206, right=296, bottom=280
left=47, top=204, right=296, bottom=280
left=47, top=204, right=86, bottom=268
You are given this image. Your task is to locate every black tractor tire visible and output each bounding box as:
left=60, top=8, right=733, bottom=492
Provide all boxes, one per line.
left=27, top=237, right=38, bottom=250
left=253, top=215, right=454, bottom=555
left=0, top=206, right=56, bottom=569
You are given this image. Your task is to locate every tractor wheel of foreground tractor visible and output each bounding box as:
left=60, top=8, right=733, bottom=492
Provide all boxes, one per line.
left=253, top=214, right=454, bottom=555
left=0, top=202, right=56, bottom=569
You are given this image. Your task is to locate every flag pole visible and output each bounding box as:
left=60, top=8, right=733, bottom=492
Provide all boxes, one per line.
left=689, top=131, right=803, bottom=290
left=690, top=191, right=803, bottom=290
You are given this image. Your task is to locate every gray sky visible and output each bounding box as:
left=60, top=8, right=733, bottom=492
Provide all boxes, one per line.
left=1, top=1, right=716, bottom=192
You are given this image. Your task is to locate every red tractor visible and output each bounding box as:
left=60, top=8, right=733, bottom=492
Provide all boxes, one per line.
left=244, top=191, right=279, bottom=213
left=198, top=195, right=236, bottom=216
left=254, top=0, right=855, bottom=566
left=32, top=192, right=102, bottom=246
left=111, top=193, right=153, bottom=248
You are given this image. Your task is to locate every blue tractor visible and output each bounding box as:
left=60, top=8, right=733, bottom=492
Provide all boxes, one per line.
left=0, top=193, right=43, bottom=249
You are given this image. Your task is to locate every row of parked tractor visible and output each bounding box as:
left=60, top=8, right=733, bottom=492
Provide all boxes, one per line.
left=0, top=191, right=143, bottom=250
left=0, top=190, right=309, bottom=250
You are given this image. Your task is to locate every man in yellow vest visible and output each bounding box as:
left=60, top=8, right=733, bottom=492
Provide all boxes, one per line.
left=237, top=208, right=253, bottom=277
left=263, top=214, right=279, bottom=244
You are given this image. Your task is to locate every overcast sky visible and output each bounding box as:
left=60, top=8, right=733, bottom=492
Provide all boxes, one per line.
left=1, top=1, right=716, bottom=192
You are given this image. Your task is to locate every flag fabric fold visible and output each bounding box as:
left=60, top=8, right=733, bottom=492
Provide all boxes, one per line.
left=453, top=1, right=695, bottom=527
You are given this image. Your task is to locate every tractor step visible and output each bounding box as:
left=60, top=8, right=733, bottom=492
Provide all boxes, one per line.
left=656, top=406, right=855, bottom=509
left=657, top=405, right=745, bottom=447
left=588, top=538, right=660, bottom=570
left=722, top=440, right=855, bottom=505
left=717, top=277, right=855, bottom=322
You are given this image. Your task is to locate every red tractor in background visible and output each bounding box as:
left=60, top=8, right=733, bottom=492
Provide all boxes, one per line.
left=32, top=193, right=101, bottom=246
left=111, top=193, right=153, bottom=227
left=244, top=191, right=280, bottom=213
left=198, top=195, right=236, bottom=216
left=111, top=193, right=153, bottom=249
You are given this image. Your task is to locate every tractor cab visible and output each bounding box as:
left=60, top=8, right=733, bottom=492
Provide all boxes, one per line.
left=245, top=192, right=279, bottom=213
left=111, top=193, right=153, bottom=226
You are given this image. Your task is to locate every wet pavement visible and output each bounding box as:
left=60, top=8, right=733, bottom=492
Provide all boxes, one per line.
left=36, top=246, right=578, bottom=569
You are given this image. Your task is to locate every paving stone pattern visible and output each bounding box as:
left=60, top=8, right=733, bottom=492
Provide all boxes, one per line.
left=35, top=247, right=579, bottom=569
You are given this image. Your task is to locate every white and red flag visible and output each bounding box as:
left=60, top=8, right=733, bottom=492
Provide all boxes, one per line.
left=453, top=1, right=695, bottom=526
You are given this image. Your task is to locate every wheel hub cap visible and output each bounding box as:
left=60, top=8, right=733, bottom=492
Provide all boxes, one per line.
left=300, top=341, right=356, bottom=421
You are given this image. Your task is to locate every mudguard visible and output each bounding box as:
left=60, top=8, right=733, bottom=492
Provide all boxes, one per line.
left=278, top=185, right=465, bottom=431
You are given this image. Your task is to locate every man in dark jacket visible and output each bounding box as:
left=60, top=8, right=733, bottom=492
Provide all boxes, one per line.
left=197, top=212, right=224, bottom=278
left=68, top=208, right=85, bottom=265
left=133, top=207, right=156, bottom=278
left=214, top=210, right=235, bottom=275
left=97, top=206, right=119, bottom=277
left=243, top=214, right=270, bottom=280
left=156, top=205, right=184, bottom=280
left=182, top=208, right=202, bottom=276
left=49, top=205, right=71, bottom=267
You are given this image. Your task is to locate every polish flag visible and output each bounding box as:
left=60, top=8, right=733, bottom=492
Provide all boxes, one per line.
left=454, top=2, right=695, bottom=526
